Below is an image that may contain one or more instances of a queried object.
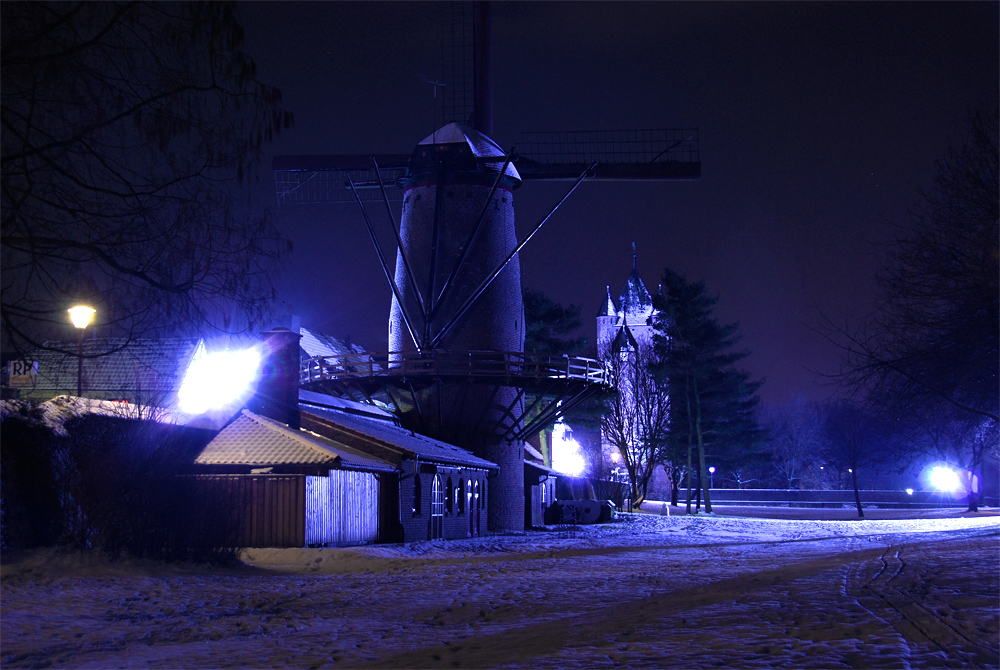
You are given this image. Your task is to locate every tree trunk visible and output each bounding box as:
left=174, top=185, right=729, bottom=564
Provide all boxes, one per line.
left=693, top=375, right=712, bottom=513
left=852, top=468, right=864, bottom=518
left=669, top=467, right=680, bottom=506
left=684, top=376, right=694, bottom=515
left=694, top=473, right=701, bottom=513
left=964, top=467, right=979, bottom=513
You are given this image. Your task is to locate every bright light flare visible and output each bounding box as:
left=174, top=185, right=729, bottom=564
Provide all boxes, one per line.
left=179, top=347, right=260, bottom=414
left=929, top=466, right=961, bottom=492
left=68, top=305, right=96, bottom=329
left=552, top=422, right=586, bottom=476
left=905, top=488, right=914, bottom=495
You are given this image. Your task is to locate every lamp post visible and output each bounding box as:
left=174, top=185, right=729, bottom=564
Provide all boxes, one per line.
left=68, top=306, right=96, bottom=397
left=708, top=466, right=715, bottom=489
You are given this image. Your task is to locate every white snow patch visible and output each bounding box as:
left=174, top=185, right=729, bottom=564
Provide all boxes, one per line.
left=2, top=512, right=997, bottom=668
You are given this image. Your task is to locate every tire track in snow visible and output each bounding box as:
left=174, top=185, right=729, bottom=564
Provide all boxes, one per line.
left=357, top=545, right=889, bottom=669
left=848, top=536, right=1000, bottom=669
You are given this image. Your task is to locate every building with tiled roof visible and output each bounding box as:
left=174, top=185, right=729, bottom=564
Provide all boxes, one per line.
left=194, top=409, right=396, bottom=474
left=191, top=366, right=498, bottom=546
left=299, top=326, right=367, bottom=359
left=9, top=338, right=203, bottom=404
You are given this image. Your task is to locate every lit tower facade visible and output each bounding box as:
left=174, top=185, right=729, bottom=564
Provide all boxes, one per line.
left=389, top=122, right=526, bottom=531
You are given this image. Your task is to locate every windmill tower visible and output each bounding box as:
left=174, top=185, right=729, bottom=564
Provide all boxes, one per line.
left=273, top=1, right=699, bottom=532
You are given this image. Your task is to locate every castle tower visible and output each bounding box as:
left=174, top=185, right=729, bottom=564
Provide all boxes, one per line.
left=597, top=245, right=657, bottom=357
left=617, top=245, right=655, bottom=348
left=596, top=285, right=618, bottom=358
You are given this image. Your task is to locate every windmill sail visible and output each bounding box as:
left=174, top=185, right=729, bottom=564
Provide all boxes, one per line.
left=273, top=127, right=699, bottom=203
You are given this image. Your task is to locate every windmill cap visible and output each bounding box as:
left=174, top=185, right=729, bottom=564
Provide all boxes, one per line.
left=411, top=122, right=521, bottom=183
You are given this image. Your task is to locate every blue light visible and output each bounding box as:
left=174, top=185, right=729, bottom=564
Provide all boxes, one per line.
left=929, top=466, right=961, bottom=492
left=179, top=346, right=261, bottom=414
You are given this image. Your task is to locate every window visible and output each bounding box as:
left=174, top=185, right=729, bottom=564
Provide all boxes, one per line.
left=431, top=475, right=444, bottom=518
left=431, top=475, right=444, bottom=540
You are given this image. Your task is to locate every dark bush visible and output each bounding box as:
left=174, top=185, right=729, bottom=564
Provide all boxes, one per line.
left=0, top=407, right=65, bottom=548
left=59, top=415, right=239, bottom=563
left=2, top=407, right=239, bottom=563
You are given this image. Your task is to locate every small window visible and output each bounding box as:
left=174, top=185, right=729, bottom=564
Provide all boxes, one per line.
left=474, top=480, right=480, bottom=510
left=467, top=479, right=473, bottom=511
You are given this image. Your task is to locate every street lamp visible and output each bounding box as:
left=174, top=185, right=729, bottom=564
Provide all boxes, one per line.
left=68, top=305, right=95, bottom=397
left=708, top=466, right=715, bottom=489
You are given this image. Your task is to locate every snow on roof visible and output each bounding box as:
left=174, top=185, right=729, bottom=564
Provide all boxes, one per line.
left=299, top=389, right=394, bottom=421
left=300, top=404, right=498, bottom=471
left=0, top=395, right=216, bottom=435
left=618, top=267, right=653, bottom=318
left=298, top=327, right=367, bottom=359
left=416, top=122, right=521, bottom=182
left=596, top=285, right=617, bottom=317
left=194, top=409, right=394, bottom=471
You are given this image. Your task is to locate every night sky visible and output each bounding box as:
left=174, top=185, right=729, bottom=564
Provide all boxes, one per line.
left=235, top=1, right=998, bottom=405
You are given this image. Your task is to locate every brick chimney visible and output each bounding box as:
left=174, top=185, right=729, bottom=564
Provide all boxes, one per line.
left=250, top=327, right=302, bottom=429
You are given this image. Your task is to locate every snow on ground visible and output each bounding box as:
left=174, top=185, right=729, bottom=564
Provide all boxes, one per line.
left=2, top=510, right=997, bottom=669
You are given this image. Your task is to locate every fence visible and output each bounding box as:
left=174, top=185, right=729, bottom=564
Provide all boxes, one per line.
left=193, top=472, right=382, bottom=548
left=705, top=489, right=995, bottom=509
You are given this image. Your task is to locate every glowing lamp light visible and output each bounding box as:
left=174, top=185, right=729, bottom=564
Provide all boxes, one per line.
left=179, top=347, right=261, bottom=414
left=552, top=421, right=586, bottom=476
left=611, top=451, right=620, bottom=464
left=929, top=466, right=961, bottom=493
left=68, top=305, right=96, bottom=329
left=709, top=466, right=716, bottom=474
left=906, top=488, right=914, bottom=495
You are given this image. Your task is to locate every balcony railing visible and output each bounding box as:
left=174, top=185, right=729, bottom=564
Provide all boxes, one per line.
left=300, top=350, right=606, bottom=386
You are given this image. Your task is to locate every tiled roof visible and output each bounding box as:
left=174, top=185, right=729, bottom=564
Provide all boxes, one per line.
left=20, top=338, right=202, bottom=401
left=299, top=327, right=367, bottom=359
left=300, top=404, right=498, bottom=471
left=618, top=268, right=653, bottom=318
left=299, top=389, right=395, bottom=421
left=195, top=410, right=394, bottom=471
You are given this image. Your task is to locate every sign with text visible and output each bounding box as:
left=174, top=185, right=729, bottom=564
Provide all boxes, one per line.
left=7, top=360, right=38, bottom=386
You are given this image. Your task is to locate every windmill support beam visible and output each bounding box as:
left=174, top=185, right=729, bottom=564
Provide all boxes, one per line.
left=347, top=173, right=424, bottom=350
left=431, top=147, right=516, bottom=315
left=430, top=162, right=596, bottom=349
left=372, top=156, right=427, bottom=313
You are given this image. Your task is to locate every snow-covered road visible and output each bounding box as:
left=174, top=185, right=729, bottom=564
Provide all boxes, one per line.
left=2, top=513, right=997, bottom=668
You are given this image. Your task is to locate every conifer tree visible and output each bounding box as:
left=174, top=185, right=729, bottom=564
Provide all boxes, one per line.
left=653, top=268, right=764, bottom=514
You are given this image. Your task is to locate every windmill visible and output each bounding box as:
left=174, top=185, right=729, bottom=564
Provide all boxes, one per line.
left=273, top=1, right=700, bottom=532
